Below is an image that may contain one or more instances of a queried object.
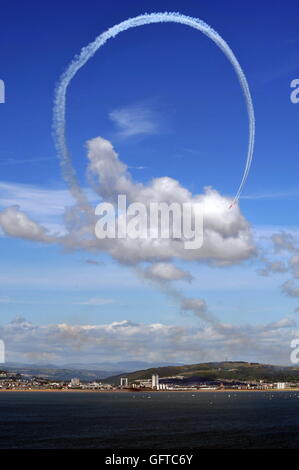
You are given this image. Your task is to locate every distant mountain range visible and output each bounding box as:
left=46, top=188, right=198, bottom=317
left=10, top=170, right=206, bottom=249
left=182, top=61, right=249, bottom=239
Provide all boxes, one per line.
left=1, top=361, right=182, bottom=381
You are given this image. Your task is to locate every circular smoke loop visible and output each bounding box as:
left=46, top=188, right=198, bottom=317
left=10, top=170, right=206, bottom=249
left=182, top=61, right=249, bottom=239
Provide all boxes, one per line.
left=53, top=11, right=255, bottom=209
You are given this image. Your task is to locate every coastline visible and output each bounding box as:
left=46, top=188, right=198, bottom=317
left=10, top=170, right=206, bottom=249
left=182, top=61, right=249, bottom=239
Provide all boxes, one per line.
left=0, top=388, right=298, bottom=393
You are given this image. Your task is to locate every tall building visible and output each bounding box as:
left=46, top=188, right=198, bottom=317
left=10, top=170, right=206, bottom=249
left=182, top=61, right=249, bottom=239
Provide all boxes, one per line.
left=120, top=377, right=128, bottom=387
left=152, top=374, right=159, bottom=389
left=70, top=378, right=80, bottom=387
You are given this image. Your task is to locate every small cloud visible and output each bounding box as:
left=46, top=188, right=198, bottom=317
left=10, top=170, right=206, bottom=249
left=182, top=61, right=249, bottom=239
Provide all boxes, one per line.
left=257, top=259, right=288, bottom=277
left=281, top=280, right=299, bottom=298
left=11, top=315, right=28, bottom=324
left=0, top=205, right=51, bottom=242
left=74, top=298, right=115, bottom=306
left=272, top=232, right=297, bottom=253
left=84, top=259, right=104, bottom=266
left=143, top=263, right=193, bottom=283
left=128, top=166, right=148, bottom=170
left=109, top=103, right=158, bottom=138
left=0, top=296, right=10, bottom=303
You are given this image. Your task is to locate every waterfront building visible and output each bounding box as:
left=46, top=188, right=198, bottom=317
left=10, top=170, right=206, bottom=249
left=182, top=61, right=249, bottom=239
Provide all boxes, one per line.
left=152, top=374, right=159, bottom=389
left=120, top=377, right=128, bottom=387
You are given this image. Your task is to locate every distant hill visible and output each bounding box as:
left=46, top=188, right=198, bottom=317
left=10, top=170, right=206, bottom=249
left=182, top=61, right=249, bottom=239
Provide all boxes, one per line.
left=4, top=361, right=299, bottom=384
left=60, top=361, right=182, bottom=372
left=103, top=361, right=299, bottom=385
left=1, top=360, right=182, bottom=381
left=2, top=365, right=120, bottom=381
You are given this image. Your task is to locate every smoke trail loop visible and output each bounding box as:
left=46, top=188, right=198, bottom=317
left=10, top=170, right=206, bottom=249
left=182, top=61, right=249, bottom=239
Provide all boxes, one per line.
left=53, top=12, right=255, bottom=208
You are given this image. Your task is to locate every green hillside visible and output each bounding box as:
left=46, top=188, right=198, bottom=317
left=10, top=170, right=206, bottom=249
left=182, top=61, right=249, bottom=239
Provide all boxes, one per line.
left=104, top=361, right=299, bottom=385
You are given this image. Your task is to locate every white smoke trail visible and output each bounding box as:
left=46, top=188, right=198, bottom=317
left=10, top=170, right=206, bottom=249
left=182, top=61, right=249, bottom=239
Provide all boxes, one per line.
left=53, top=11, right=255, bottom=208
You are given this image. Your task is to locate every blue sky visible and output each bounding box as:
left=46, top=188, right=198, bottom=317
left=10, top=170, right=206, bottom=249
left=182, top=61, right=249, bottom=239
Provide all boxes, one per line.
left=0, top=0, right=298, bottom=364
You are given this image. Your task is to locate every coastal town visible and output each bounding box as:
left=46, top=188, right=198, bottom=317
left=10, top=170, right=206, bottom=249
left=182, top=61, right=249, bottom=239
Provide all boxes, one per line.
left=0, top=370, right=297, bottom=392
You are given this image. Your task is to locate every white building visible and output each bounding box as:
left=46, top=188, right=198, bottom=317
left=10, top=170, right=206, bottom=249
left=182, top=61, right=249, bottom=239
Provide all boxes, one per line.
left=70, top=378, right=80, bottom=387
left=276, top=382, right=286, bottom=389
left=152, top=374, right=159, bottom=389
left=157, top=383, right=167, bottom=390
left=120, top=377, right=128, bottom=387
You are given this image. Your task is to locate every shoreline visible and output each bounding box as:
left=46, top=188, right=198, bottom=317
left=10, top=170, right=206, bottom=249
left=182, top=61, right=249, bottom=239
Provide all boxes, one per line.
left=0, top=388, right=298, bottom=393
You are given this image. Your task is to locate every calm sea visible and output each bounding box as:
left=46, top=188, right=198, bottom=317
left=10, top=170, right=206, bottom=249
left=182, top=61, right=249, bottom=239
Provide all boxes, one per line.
left=1, top=391, right=299, bottom=449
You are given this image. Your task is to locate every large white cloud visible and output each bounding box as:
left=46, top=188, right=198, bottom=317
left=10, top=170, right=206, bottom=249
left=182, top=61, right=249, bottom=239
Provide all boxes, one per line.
left=0, top=136, right=256, bottom=268
left=84, top=136, right=256, bottom=265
